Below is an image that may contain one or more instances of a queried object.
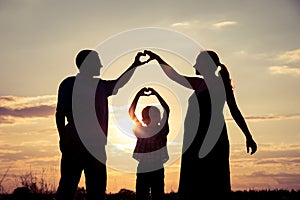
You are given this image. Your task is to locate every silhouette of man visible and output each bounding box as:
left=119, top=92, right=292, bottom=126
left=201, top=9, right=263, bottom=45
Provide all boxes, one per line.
left=55, top=49, right=146, bottom=200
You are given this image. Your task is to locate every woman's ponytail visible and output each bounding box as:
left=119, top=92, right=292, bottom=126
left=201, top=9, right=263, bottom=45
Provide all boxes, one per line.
left=219, top=63, right=234, bottom=90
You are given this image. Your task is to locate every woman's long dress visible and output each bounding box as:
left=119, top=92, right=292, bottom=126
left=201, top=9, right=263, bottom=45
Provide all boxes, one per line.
left=178, top=87, right=231, bottom=199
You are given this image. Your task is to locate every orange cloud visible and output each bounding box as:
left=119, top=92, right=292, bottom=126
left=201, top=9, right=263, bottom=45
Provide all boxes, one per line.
left=0, top=95, right=56, bottom=124
left=226, top=114, right=300, bottom=121
left=0, top=105, right=55, bottom=118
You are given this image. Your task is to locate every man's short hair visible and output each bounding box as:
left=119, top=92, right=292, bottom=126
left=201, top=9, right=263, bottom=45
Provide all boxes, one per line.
left=76, top=49, right=98, bottom=69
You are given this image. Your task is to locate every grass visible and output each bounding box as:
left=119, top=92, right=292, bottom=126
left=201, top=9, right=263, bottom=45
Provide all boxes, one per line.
left=0, top=170, right=299, bottom=200
left=0, top=188, right=299, bottom=200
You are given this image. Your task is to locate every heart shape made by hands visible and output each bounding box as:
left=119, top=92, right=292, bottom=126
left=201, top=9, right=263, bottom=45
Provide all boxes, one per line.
left=139, top=53, right=151, bottom=64
left=143, top=89, right=152, bottom=96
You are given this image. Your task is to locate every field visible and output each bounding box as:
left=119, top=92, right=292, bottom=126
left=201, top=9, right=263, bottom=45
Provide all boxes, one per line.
left=1, top=170, right=299, bottom=200
left=0, top=188, right=299, bottom=200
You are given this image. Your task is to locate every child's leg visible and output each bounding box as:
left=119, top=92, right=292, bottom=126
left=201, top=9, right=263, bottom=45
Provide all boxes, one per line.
left=150, top=168, right=165, bottom=200
left=136, top=163, right=151, bottom=200
left=136, top=172, right=150, bottom=200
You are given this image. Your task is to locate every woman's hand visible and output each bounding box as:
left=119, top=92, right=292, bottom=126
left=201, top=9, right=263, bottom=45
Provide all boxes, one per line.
left=246, top=137, right=257, bottom=155
left=144, top=50, right=161, bottom=61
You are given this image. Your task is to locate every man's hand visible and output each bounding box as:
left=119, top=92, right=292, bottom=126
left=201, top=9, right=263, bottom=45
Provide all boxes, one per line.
left=133, top=52, right=151, bottom=66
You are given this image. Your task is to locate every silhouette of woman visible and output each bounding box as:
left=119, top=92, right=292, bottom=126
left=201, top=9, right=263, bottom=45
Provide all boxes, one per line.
left=145, top=50, right=257, bottom=200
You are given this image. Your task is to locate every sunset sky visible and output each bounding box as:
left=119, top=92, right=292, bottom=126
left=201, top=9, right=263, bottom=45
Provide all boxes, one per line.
left=0, top=0, right=300, bottom=194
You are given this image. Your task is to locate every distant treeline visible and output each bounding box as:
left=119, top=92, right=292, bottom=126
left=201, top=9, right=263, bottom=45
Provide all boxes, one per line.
left=0, top=188, right=299, bottom=200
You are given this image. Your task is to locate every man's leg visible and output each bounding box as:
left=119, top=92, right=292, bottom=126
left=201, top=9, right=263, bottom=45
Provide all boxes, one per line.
left=84, top=153, right=107, bottom=200
left=56, top=153, right=83, bottom=200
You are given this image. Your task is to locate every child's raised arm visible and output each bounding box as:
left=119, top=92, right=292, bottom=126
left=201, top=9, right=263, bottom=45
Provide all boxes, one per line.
left=148, top=88, right=170, bottom=132
left=149, top=88, right=170, bottom=115
left=129, top=87, right=148, bottom=126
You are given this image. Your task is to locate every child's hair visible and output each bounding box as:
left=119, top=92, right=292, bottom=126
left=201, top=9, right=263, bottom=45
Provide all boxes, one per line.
left=142, top=106, right=161, bottom=124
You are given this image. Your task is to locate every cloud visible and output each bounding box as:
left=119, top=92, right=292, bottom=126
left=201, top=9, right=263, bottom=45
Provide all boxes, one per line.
left=0, top=95, right=56, bottom=107
left=230, top=144, right=300, bottom=162
left=232, top=148, right=300, bottom=190
left=212, top=20, right=238, bottom=29
left=256, top=160, right=280, bottom=165
left=0, top=105, right=55, bottom=118
left=249, top=171, right=300, bottom=187
left=233, top=50, right=247, bottom=56
left=277, top=48, right=300, bottom=63
left=0, top=144, right=59, bottom=163
left=0, top=116, right=15, bottom=124
left=252, top=149, right=300, bottom=160
left=256, top=158, right=300, bottom=165
left=0, top=96, right=15, bottom=102
left=251, top=171, right=299, bottom=180
left=171, top=20, right=238, bottom=30
left=269, top=65, right=300, bottom=76
left=269, top=49, right=300, bottom=76
left=226, top=114, right=300, bottom=121
left=171, top=22, right=191, bottom=27
left=0, top=95, right=56, bottom=124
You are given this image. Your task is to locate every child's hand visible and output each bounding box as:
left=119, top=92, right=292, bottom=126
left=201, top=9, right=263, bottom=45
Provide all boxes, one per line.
left=147, top=87, right=158, bottom=96
left=138, top=87, right=150, bottom=96
left=138, top=87, right=158, bottom=96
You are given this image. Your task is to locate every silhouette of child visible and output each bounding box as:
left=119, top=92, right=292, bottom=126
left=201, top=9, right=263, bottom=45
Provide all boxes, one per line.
left=129, top=87, right=170, bottom=200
